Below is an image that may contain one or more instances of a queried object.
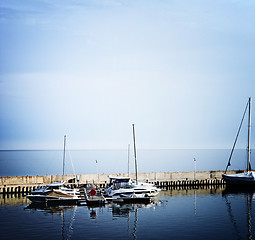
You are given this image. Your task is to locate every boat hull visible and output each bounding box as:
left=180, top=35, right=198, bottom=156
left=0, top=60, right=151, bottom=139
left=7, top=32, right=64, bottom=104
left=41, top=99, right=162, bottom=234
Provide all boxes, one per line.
left=114, top=197, right=152, bottom=204
left=222, top=172, right=255, bottom=186
left=105, top=188, right=160, bottom=198
left=26, top=195, right=79, bottom=205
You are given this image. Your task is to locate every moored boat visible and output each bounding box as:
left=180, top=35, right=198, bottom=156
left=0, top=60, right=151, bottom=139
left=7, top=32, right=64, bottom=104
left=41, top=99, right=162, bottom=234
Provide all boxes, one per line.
left=26, top=181, right=80, bottom=204
left=222, top=172, right=255, bottom=186
left=104, top=175, right=160, bottom=198
left=26, top=136, right=80, bottom=204
left=105, top=124, right=161, bottom=198
left=222, top=98, right=255, bottom=186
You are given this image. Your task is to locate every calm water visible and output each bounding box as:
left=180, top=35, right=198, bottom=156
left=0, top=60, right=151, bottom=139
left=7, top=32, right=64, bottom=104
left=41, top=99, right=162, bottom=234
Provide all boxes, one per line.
left=0, top=187, right=254, bottom=240
left=0, top=149, right=251, bottom=176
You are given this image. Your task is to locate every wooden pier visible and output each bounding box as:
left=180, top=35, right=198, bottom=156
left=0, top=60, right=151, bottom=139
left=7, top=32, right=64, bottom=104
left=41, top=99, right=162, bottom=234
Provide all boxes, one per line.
left=80, top=188, right=106, bottom=206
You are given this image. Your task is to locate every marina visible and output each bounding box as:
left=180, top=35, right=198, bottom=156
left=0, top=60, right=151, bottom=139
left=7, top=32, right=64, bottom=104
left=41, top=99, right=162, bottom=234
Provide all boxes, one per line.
left=0, top=107, right=254, bottom=238
left=0, top=170, right=230, bottom=195
left=1, top=0, right=255, bottom=238
left=0, top=170, right=231, bottom=207
left=0, top=120, right=254, bottom=239
left=0, top=105, right=253, bottom=240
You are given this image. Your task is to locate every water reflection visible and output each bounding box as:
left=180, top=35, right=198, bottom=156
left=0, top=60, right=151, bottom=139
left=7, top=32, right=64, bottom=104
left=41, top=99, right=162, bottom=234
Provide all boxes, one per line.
left=222, top=187, right=254, bottom=240
left=109, top=200, right=161, bottom=218
left=3, top=187, right=254, bottom=240
left=0, top=193, right=29, bottom=206
left=86, top=197, right=162, bottom=222
left=108, top=201, right=161, bottom=240
left=24, top=198, right=161, bottom=240
left=25, top=203, right=77, bottom=240
left=25, top=202, right=77, bottom=214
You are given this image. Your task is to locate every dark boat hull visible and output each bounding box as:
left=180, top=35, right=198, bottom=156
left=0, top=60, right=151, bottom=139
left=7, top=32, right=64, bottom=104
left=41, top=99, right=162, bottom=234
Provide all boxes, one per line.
left=26, top=195, right=79, bottom=205
left=222, top=174, right=255, bottom=186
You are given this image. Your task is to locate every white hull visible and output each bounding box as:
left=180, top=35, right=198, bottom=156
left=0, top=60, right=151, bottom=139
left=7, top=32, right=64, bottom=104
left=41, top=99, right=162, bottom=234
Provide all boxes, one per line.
left=105, top=182, right=160, bottom=197
left=26, top=181, right=80, bottom=204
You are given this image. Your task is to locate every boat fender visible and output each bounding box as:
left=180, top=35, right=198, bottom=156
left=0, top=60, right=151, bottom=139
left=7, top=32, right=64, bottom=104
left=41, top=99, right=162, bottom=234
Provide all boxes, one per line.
left=90, top=189, right=97, bottom=196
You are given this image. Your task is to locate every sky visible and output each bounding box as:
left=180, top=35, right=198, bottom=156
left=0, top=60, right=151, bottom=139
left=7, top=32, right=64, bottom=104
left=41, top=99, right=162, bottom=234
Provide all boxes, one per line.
left=0, top=0, right=255, bottom=150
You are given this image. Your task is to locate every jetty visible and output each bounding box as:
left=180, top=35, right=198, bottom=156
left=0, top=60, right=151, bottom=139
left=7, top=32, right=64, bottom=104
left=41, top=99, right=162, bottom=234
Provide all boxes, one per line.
left=80, top=188, right=105, bottom=206
left=0, top=170, right=239, bottom=195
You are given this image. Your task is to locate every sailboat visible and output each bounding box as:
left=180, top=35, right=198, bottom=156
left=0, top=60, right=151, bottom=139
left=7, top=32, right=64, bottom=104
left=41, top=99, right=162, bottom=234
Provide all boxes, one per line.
left=26, top=136, right=80, bottom=204
left=104, top=124, right=161, bottom=198
left=222, top=98, right=255, bottom=186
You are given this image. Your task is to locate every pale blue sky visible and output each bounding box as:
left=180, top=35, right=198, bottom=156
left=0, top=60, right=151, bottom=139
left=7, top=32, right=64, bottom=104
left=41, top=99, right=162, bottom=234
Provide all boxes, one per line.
left=0, top=0, right=255, bottom=150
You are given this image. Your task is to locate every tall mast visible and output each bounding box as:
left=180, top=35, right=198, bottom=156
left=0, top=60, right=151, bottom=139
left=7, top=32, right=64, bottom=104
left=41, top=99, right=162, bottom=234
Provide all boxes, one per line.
left=247, top=98, right=251, bottom=172
left=128, top=144, right=130, bottom=177
left=132, top=124, right=138, bottom=185
left=62, top=135, right=66, bottom=181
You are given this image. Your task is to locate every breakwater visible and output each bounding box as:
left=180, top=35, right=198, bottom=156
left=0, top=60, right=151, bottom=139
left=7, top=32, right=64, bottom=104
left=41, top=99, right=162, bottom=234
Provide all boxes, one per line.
left=0, top=170, right=238, bottom=194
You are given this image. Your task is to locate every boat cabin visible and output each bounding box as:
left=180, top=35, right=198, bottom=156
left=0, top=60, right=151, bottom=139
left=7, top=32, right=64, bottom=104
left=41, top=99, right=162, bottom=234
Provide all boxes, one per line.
left=46, top=181, right=65, bottom=190
left=108, top=176, right=134, bottom=190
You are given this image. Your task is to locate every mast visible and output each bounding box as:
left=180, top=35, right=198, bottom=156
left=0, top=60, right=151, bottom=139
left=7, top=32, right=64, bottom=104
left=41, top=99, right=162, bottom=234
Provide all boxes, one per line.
left=132, top=124, right=138, bottom=185
left=128, top=144, right=130, bottom=177
left=62, top=135, right=66, bottom=181
left=247, top=98, right=251, bottom=172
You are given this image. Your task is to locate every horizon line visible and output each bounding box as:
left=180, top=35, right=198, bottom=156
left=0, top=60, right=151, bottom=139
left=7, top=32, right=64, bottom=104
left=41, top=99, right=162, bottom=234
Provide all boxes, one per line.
left=0, top=148, right=253, bottom=151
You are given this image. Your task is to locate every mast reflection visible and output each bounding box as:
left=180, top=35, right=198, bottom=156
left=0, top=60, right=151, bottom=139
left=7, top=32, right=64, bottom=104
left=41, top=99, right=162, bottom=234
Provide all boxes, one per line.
left=222, top=187, right=254, bottom=240
left=25, top=203, right=77, bottom=240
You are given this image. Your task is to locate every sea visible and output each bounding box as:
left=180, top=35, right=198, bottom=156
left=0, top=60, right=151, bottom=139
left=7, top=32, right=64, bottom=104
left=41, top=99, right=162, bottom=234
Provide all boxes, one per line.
left=0, top=149, right=254, bottom=239
left=0, top=149, right=252, bottom=177
left=0, top=187, right=254, bottom=240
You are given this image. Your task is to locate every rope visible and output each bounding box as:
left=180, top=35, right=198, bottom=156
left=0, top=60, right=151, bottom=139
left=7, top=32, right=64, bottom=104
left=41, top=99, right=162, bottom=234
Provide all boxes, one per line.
left=225, top=100, right=249, bottom=173
left=66, top=141, right=76, bottom=176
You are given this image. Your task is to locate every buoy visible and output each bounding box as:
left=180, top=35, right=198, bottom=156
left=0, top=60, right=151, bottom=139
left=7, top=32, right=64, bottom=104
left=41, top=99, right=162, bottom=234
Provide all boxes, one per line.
left=90, top=189, right=97, bottom=196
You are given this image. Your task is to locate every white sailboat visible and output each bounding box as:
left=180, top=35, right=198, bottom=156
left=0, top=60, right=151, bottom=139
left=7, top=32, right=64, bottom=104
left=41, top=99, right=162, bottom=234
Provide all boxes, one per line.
left=222, top=98, right=255, bottom=186
left=26, top=136, right=80, bottom=204
left=105, top=124, right=161, bottom=198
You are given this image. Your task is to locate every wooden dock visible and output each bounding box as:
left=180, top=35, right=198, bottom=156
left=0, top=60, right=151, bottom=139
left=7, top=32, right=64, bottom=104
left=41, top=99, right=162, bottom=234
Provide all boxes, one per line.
left=79, top=188, right=106, bottom=206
